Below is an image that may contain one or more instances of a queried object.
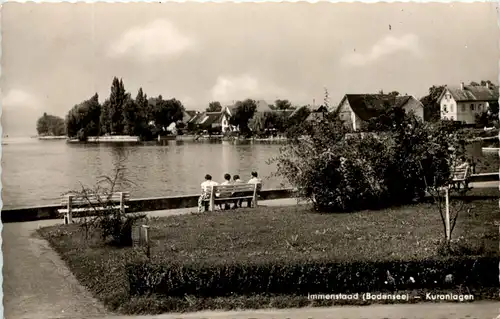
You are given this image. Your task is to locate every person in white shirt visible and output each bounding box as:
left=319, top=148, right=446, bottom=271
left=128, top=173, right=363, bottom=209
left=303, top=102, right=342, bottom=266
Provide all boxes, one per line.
left=246, top=171, right=262, bottom=207
left=219, top=173, right=233, bottom=210
left=233, top=175, right=244, bottom=184
left=232, top=174, right=244, bottom=208
left=198, top=174, right=219, bottom=212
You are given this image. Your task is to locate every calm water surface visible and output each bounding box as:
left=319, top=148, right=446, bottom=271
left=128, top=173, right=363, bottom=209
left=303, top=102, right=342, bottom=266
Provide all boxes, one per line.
left=2, top=138, right=287, bottom=208
left=1, top=137, right=497, bottom=208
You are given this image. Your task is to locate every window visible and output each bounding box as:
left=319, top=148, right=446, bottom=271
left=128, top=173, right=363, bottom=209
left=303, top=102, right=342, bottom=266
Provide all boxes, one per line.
left=443, top=104, right=448, bottom=112
left=479, top=104, right=483, bottom=111
left=470, top=104, right=475, bottom=111
left=461, top=105, right=465, bottom=112
left=450, top=104, right=454, bottom=112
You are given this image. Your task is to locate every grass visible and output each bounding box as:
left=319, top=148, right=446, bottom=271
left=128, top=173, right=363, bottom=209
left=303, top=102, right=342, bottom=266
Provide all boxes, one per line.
left=38, top=199, right=500, bottom=314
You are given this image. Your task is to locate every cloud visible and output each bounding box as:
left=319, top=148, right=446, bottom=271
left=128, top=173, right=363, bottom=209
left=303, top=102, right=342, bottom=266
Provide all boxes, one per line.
left=2, top=89, right=41, bottom=111
left=108, top=19, right=194, bottom=60
left=342, top=34, right=422, bottom=67
left=211, top=74, right=288, bottom=103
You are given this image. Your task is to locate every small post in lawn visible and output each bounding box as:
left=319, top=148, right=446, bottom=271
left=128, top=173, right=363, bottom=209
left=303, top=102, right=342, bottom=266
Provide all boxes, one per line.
left=445, top=187, right=451, bottom=241
left=141, top=225, right=150, bottom=259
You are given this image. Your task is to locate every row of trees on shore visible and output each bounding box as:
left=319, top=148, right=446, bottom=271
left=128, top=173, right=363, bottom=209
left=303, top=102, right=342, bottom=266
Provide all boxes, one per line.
left=36, top=78, right=499, bottom=139
left=62, top=78, right=186, bottom=141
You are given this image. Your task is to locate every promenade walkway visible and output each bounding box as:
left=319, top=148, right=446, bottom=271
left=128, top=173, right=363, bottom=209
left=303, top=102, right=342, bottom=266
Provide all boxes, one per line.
left=3, top=187, right=499, bottom=319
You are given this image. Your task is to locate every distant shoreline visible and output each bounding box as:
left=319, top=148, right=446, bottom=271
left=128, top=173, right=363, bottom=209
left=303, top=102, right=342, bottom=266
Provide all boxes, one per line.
left=66, top=135, right=140, bottom=143
left=38, top=136, right=67, bottom=140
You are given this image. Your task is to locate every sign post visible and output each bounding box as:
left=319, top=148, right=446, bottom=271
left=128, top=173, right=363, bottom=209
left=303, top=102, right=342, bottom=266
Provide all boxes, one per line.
left=445, top=187, right=451, bottom=241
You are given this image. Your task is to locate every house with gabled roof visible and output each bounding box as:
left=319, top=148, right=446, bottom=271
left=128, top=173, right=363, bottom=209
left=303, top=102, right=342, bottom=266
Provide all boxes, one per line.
left=333, top=94, right=425, bottom=131
left=188, top=107, right=236, bottom=133
left=438, top=82, right=499, bottom=124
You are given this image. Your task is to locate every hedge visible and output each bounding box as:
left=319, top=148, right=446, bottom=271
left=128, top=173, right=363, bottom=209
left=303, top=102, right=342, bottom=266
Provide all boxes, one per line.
left=127, top=256, right=498, bottom=297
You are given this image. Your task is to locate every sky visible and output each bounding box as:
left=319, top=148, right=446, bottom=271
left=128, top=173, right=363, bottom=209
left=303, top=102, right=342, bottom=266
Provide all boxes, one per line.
left=1, top=2, right=499, bottom=136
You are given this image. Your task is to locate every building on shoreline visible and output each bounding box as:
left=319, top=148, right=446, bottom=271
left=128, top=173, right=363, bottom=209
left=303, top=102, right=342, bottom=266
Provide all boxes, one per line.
left=438, top=82, right=499, bottom=124
left=332, top=94, right=425, bottom=131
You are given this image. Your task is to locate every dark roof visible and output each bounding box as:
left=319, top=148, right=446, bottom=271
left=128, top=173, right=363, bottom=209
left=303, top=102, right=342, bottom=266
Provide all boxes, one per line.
left=443, top=85, right=499, bottom=102
left=341, top=94, right=417, bottom=121
left=290, top=105, right=314, bottom=118
left=191, top=112, right=223, bottom=128
left=188, top=112, right=205, bottom=124
left=185, top=110, right=198, bottom=118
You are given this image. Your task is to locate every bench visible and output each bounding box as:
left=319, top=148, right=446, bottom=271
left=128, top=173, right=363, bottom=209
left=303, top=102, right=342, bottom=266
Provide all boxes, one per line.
left=451, top=164, right=471, bottom=191
left=58, top=192, right=130, bottom=224
left=203, top=184, right=259, bottom=212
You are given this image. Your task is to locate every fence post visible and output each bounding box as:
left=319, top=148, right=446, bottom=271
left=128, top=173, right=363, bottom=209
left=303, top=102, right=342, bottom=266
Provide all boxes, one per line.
left=142, top=225, right=150, bottom=258
left=209, top=186, right=215, bottom=212
left=66, top=195, right=73, bottom=225
left=252, top=184, right=258, bottom=208
left=120, top=192, right=125, bottom=215
left=445, top=187, right=450, bottom=241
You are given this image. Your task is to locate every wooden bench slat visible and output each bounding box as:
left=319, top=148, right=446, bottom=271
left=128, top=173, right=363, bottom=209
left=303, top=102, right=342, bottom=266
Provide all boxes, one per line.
left=58, top=205, right=130, bottom=214
left=61, top=193, right=130, bottom=205
left=209, top=196, right=255, bottom=201
left=60, top=192, right=130, bottom=224
left=212, top=185, right=256, bottom=192
left=62, top=199, right=129, bottom=205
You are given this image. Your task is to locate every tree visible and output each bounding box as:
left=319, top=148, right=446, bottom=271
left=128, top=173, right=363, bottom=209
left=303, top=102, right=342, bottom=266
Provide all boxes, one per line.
left=249, top=111, right=284, bottom=136
left=206, top=101, right=222, bottom=112
left=420, top=85, right=445, bottom=122
left=134, top=88, right=151, bottom=139
left=108, top=77, right=128, bottom=135
left=229, top=99, right=257, bottom=136
left=86, top=93, right=101, bottom=136
left=65, top=93, right=101, bottom=138
left=36, top=113, right=65, bottom=136
left=275, top=99, right=292, bottom=111
left=123, top=94, right=138, bottom=136
left=151, top=96, right=185, bottom=134
left=99, top=99, right=112, bottom=135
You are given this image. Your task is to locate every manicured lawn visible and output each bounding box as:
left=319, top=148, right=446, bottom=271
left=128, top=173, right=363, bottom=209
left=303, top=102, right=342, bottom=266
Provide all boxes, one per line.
left=38, top=199, right=500, bottom=314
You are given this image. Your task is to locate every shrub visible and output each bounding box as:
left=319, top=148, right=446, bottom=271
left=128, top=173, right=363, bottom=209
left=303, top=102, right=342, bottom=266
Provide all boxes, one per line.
left=66, top=157, right=146, bottom=247
left=270, top=106, right=468, bottom=212
left=127, top=257, right=498, bottom=297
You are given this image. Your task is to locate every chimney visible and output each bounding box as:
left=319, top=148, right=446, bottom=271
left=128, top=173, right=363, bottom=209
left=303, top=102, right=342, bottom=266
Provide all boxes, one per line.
left=486, top=82, right=490, bottom=89
left=460, top=82, right=464, bottom=90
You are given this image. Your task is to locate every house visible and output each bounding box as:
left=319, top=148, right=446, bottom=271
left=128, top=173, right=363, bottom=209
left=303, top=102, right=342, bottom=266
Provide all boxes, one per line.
left=438, top=83, right=499, bottom=124
left=183, top=110, right=198, bottom=122
left=189, top=108, right=235, bottom=133
left=305, top=105, right=329, bottom=122
left=333, top=94, right=425, bottom=131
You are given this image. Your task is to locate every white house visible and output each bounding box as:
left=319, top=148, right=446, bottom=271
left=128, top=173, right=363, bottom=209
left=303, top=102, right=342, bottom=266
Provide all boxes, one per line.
left=333, top=94, right=425, bottom=131
left=438, top=83, right=499, bottom=124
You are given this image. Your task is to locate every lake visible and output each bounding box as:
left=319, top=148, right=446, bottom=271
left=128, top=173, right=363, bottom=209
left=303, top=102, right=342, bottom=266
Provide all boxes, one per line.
left=1, top=137, right=497, bottom=209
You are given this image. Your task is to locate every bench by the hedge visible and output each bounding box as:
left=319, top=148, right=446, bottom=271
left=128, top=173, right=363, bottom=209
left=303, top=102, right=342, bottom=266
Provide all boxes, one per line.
left=58, top=192, right=130, bottom=224
left=204, top=184, right=259, bottom=212
left=451, top=164, right=471, bottom=191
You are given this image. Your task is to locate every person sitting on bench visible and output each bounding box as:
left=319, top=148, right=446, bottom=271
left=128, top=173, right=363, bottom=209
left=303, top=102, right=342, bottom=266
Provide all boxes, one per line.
left=246, top=171, right=262, bottom=208
left=232, top=174, right=244, bottom=208
left=198, top=174, right=218, bottom=212
left=219, top=173, right=233, bottom=210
